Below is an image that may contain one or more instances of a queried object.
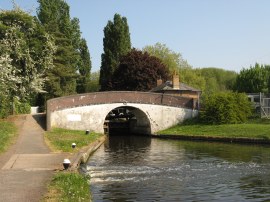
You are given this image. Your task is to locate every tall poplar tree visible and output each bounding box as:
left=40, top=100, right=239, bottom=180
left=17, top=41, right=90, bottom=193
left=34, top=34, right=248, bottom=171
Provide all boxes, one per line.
left=99, top=13, right=131, bottom=91
left=77, top=38, right=92, bottom=93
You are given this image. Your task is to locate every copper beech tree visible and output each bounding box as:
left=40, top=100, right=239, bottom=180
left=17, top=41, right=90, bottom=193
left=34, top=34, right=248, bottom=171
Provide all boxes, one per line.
left=111, top=49, right=170, bottom=91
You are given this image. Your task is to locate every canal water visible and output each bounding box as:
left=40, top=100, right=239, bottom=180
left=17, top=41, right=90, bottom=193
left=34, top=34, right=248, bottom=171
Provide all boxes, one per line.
left=81, top=135, right=270, bottom=202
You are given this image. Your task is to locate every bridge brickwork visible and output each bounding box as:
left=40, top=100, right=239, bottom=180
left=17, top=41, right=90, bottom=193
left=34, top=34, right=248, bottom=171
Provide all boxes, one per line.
left=47, top=91, right=198, bottom=134
left=47, top=91, right=195, bottom=112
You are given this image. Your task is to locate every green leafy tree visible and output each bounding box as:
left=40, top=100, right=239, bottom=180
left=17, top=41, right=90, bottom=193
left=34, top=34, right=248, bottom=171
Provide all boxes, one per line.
left=143, top=43, right=206, bottom=91
left=0, top=8, right=55, bottom=116
left=0, top=9, right=56, bottom=97
left=235, top=63, right=269, bottom=93
left=37, top=0, right=89, bottom=97
left=87, top=71, right=100, bottom=92
left=143, top=42, right=191, bottom=72
left=0, top=53, right=19, bottom=117
left=198, top=67, right=237, bottom=94
left=265, top=65, right=270, bottom=92
left=111, top=49, right=170, bottom=91
left=180, top=67, right=206, bottom=91
left=99, top=13, right=131, bottom=91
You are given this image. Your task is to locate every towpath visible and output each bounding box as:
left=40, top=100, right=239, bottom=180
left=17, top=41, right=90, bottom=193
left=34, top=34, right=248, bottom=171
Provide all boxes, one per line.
left=0, top=114, right=71, bottom=202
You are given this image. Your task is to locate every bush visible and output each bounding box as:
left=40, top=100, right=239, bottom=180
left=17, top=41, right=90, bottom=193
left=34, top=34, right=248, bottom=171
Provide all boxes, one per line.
left=200, top=92, right=252, bottom=124
left=0, top=95, right=12, bottom=118
left=14, top=100, right=31, bottom=115
left=0, top=96, right=32, bottom=118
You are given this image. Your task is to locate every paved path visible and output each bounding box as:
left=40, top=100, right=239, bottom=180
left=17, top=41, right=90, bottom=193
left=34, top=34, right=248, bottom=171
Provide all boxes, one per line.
left=0, top=114, right=71, bottom=202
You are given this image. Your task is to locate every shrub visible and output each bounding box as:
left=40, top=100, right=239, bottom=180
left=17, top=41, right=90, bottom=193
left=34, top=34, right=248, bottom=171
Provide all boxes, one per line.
left=0, top=95, right=12, bottom=118
left=200, top=92, right=252, bottom=124
left=14, top=100, right=31, bottom=115
left=0, top=95, right=32, bottom=118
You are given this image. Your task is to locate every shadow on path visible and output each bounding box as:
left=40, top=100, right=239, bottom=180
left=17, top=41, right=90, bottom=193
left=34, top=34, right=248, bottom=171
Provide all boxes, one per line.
left=32, top=113, right=46, bottom=131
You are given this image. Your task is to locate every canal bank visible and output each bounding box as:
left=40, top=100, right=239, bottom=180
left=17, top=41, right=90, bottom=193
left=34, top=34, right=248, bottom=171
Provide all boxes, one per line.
left=156, top=120, right=270, bottom=145
left=70, top=135, right=106, bottom=170
left=152, top=134, right=270, bottom=145
left=43, top=135, right=106, bottom=202
left=42, top=128, right=106, bottom=202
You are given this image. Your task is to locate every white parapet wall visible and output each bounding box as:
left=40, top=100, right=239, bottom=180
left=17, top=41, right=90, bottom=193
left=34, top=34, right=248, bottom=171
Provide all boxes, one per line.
left=31, top=106, right=39, bottom=114
left=50, top=103, right=198, bottom=134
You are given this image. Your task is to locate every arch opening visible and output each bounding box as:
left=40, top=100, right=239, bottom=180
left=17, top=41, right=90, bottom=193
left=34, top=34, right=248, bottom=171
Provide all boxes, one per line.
left=103, top=106, right=151, bottom=135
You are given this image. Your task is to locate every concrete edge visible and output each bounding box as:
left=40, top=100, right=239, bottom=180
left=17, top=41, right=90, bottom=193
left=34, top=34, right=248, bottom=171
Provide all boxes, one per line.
left=152, top=134, right=270, bottom=145
left=70, top=136, right=107, bottom=170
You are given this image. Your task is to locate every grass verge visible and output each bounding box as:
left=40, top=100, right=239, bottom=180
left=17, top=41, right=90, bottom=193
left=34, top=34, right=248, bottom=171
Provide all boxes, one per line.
left=158, top=119, right=270, bottom=140
left=43, top=172, right=91, bottom=202
left=45, top=128, right=103, bottom=152
left=44, top=128, right=103, bottom=202
left=0, top=120, right=17, bottom=153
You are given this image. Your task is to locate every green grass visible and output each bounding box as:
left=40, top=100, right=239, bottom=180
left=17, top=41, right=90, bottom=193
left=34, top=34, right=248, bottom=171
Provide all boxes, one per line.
left=43, top=172, right=91, bottom=202
left=0, top=120, right=17, bottom=153
left=158, top=119, right=270, bottom=140
left=45, top=128, right=103, bottom=152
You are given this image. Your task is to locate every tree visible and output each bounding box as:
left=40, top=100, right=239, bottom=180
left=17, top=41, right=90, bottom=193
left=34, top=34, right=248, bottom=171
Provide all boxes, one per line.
left=180, top=67, right=206, bottom=92
left=111, top=49, right=170, bottom=91
left=99, top=13, right=131, bottom=91
left=77, top=38, right=92, bottom=93
left=0, top=53, right=20, bottom=117
left=37, top=0, right=89, bottom=97
left=0, top=9, right=55, bottom=99
left=235, top=63, right=269, bottom=93
left=0, top=8, right=55, bottom=116
left=143, top=43, right=207, bottom=91
left=143, top=43, right=191, bottom=72
left=87, top=71, right=100, bottom=92
left=198, top=67, right=237, bottom=94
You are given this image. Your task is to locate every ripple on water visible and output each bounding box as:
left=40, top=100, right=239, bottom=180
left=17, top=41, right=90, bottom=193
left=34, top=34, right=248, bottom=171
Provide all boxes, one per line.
left=84, top=137, right=270, bottom=202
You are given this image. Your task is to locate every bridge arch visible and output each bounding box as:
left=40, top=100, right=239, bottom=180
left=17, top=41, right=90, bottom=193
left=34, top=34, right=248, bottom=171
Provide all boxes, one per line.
left=46, top=91, right=198, bottom=134
left=104, top=106, right=151, bottom=135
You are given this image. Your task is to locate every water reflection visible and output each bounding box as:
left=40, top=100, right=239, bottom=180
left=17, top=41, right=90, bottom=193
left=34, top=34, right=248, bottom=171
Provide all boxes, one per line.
left=102, top=135, right=151, bottom=166
left=83, top=135, right=270, bottom=202
left=170, top=140, right=270, bottom=163
left=105, top=135, right=151, bottom=152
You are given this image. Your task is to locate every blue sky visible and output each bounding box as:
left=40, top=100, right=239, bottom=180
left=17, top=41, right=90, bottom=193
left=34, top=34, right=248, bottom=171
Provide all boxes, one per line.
left=1, top=0, right=270, bottom=72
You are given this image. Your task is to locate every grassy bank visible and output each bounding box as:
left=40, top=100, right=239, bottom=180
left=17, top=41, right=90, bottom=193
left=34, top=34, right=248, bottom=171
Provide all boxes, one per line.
left=44, top=128, right=104, bottom=201
left=45, top=128, right=103, bottom=152
left=43, top=172, right=91, bottom=202
left=158, top=119, right=270, bottom=140
left=0, top=120, right=17, bottom=153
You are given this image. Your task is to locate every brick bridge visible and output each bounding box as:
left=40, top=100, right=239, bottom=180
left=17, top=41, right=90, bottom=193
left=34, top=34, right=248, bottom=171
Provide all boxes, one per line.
left=47, top=91, right=198, bottom=135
